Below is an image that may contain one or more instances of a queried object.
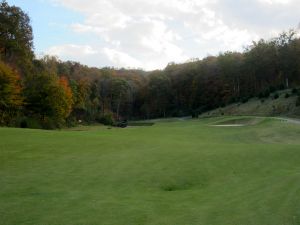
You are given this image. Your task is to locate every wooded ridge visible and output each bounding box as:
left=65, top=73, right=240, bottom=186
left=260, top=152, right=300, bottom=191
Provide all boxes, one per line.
left=1, top=1, right=300, bottom=129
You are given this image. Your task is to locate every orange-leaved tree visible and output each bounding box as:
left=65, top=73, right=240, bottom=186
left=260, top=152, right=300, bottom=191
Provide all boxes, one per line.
left=57, top=76, right=74, bottom=119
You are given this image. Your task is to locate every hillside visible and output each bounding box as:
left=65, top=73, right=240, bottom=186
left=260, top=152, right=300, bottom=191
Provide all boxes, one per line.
left=202, top=89, right=300, bottom=118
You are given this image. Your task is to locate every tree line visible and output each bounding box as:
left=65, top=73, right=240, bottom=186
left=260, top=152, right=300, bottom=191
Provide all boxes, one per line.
left=1, top=1, right=300, bottom=128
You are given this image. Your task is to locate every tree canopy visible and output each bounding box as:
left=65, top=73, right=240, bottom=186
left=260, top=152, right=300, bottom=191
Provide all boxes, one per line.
left=0, top=1, right=33, bottom=69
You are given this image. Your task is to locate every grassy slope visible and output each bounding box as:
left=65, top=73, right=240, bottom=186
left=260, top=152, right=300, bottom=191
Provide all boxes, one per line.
left=1, top=117, right=300, bottom=225
left=202, top=89, right=300, bottom=118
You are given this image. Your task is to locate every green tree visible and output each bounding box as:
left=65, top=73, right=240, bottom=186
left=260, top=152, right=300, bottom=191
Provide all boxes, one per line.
left=0, top=1, right=34, bottom=72
left=147, top=71, right=171, bottom=117
left=24, top=73, right=72, bottom=127
left=111, top=77, right=130, bottom=120
left=275, top=30, right=299, bottom=88
left=218, top=52, right=243, bottom=99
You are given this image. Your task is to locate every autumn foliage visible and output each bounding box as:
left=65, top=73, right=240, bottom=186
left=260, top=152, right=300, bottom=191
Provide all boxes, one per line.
left=1, top=1, right=300, bottom=129
left=58, top=76, right=74, bottom=119
left=0, top=61, right=23, bottom=124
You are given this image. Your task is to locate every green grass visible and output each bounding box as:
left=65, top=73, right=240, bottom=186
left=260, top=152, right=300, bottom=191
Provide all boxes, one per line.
left=1, top=117, right=300, bottom=225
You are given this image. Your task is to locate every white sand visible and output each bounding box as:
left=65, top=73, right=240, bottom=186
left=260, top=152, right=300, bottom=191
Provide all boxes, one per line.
left=210, top=124, right=246, bottom=127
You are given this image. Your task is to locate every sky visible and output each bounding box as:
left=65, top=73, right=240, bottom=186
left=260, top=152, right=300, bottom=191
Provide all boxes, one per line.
left=6, top=0, right=300, bottom=71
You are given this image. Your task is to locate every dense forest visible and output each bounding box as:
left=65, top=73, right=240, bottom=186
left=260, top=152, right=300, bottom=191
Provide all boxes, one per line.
left=0, top=1, right=300, bottom=129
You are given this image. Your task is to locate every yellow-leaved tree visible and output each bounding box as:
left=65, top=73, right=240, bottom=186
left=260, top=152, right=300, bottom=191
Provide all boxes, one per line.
left=0, top=61, right=23, bottom=124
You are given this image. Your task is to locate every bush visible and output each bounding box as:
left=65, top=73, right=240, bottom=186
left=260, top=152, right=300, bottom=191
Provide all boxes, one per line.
left=264, top=90, right=270, bottom=98
left=220, top=103, right=225, bottom=108
left=258, top=92, right=264, bottom=99
left=241, top=97, right=249, bottom=103
left=285, top=93, right=290, bottom=98
left=97, top=114, right=115, bottom=126
left=292, top=88, right=298, bottom=94
left=273, top=93, right=279, bottom=99
left=258, top=90, right=270, bottom=99
left=191, top=111, right=199, bottom=118
left=229, top=97, right=237, bottom=104
left=42, top=117, right=60, bottom=130
left=66, top=116, right=77, bottom=127
left=269, top=86, right=276, bottom=93
left=14, top=115, right=63, bottom=130
left=278, top=84, right=285, bottom=90
left=16, top=117, right=42, bottom=129
left=296, top=97, right=300, bottom=107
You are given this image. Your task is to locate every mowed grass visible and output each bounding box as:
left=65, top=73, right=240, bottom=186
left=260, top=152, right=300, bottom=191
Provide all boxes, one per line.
left=1, top=117, right=300, bottom=225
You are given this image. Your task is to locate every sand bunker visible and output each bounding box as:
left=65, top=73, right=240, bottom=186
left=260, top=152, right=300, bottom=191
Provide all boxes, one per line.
left=211, top=124, right=246, bottom=127
left=210, top=117, right=262, bottom=127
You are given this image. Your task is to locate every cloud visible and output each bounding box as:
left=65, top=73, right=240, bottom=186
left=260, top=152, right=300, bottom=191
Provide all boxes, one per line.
left=257, top=0, right=291, bottom=5
left=47, top=44, right=98, bottom=56
left=46, top=44, right=107, bottom=67
left=46, top=44, right=140, bottom=68
left=48, top=0, right=300, bottom=70
left=103, top=48, right=142, bottom=68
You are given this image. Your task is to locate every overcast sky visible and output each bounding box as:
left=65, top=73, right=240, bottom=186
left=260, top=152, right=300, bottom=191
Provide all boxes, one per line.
left=7, top=0, right=300, bottom=70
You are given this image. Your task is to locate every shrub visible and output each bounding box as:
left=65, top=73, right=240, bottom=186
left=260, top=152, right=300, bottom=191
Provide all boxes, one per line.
left=296, top=97, right=300, bottom=107
left=278, top=84, right=285, bottom=90
left=191, top=110, right=199, bottom=118
left=241, top=97, right=249, bottom=103
left=66, top=116, right=77, bottom=127
left=258, top=90, right=270, bottom=99
left=14, top=115, right=62, bottom=130
left=97, top=114, right=115, bottom=126
left=220, top=103, right=225, bottom=108
left=285, top=93, right=290, bottom=98
left=264, top=90, right=270, bottom=98
left=229, top=97, right=237, bottom=104
left=45, top=117, right=62, bottom=129
left=273, top=93, right=279, bottom=99
left=16, top=117, right=42, bottom=129
left=292, top=88, right=298, bottom=94
left=269, top=86, right=276, bottom=93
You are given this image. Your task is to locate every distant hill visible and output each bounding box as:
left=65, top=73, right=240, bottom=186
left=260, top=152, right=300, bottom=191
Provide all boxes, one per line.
left=201, top=89, right=300, bottom=118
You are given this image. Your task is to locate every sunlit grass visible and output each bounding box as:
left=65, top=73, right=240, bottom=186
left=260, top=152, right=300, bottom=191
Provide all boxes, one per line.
left=1, top=117, right=300, bottom=225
